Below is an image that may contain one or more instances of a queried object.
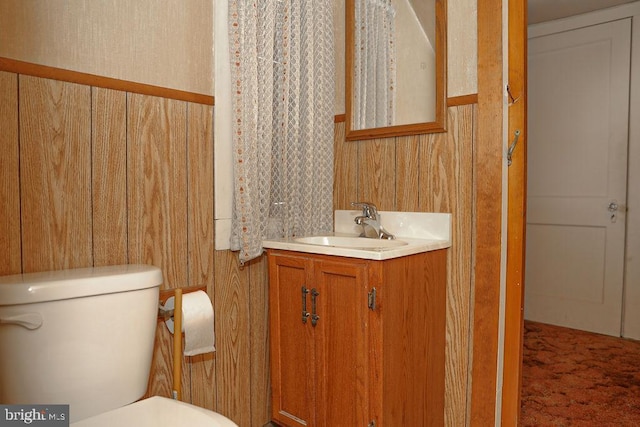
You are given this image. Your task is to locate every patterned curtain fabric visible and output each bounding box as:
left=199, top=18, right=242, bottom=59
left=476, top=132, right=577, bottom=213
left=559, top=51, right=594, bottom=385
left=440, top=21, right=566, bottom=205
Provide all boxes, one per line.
left=353, top=0, right=396, bottom=130
left=228, top=0, right=335, bottom=263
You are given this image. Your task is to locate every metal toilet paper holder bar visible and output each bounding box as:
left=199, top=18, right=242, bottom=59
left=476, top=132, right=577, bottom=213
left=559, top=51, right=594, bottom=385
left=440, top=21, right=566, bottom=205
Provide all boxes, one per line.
left=157, top=286, right=206, bottom=401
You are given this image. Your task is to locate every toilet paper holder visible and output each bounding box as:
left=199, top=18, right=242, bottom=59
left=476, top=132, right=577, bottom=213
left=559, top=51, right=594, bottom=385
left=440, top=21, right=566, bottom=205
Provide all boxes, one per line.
left=158, top=306, right=174, bottom=321
left=158, top=286, right=206, bottom=323
left=157, top=285, right=207, bottom=402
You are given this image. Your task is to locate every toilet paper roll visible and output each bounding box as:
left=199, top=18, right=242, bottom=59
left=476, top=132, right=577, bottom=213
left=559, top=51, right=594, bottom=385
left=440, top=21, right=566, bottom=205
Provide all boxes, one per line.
left=164, top=290, right=215, bottom=356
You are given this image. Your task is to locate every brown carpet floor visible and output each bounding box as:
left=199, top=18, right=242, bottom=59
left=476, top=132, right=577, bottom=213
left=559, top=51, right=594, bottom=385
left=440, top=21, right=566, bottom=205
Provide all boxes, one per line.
left=521, top=321, right=640, bottom=426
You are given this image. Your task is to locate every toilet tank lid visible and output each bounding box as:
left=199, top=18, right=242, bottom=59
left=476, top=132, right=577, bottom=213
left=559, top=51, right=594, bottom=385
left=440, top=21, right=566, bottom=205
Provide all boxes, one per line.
left=0, top=264, right=163, bottom=306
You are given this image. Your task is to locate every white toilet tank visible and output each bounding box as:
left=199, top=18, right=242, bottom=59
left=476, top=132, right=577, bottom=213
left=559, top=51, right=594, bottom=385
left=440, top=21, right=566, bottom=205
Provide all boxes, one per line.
left=0, top=264, right=163, bottom=422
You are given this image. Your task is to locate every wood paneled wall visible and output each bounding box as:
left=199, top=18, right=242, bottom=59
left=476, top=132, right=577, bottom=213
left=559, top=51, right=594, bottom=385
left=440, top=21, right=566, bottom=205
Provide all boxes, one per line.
left=334, top=104, right=476, bottom=426
left=0, top=71, right=21, bottom=274
left=0, top=70, right=270, bottom=427
left=1, top=67, right=476, bottom=426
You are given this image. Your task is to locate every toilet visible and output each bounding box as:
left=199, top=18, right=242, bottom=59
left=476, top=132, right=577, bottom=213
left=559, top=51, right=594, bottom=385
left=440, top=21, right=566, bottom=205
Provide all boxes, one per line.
left=0, top=264, right=237, bottom=427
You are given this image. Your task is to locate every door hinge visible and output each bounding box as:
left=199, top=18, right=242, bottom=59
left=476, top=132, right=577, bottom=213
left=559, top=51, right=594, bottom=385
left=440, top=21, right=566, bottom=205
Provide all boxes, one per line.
left=367, top=287, right=377, bottom=310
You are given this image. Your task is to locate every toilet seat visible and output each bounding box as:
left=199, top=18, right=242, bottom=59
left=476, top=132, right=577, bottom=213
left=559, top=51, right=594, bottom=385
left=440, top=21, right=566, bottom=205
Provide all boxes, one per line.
left=71, top=396, right=238, bottom=427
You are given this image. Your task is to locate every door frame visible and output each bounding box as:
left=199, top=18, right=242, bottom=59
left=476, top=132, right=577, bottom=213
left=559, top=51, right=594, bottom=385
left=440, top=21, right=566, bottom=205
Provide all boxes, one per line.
left=501, top=0, right=527, bottom=423
left=471, top=0, right=527, bottom=425
left=472, top=1, right=640, bottom=425
left=469, top=0, right=509, bottom=424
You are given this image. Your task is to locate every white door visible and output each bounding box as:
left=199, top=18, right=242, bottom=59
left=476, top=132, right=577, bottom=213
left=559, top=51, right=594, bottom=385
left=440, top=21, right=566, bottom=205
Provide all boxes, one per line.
left=525, top=19, right=630, bottom=337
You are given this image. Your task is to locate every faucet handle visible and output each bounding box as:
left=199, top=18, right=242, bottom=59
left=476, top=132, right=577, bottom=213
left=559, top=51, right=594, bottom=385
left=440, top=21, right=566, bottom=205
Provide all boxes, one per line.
left=350, top=202, right=378, bottom=218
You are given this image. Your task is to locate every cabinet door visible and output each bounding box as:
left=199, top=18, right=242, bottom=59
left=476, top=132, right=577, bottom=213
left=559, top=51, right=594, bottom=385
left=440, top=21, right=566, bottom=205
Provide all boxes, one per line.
left=269, top=254, right=316, bottom=427
left=314, top=259, right=371, bottom=427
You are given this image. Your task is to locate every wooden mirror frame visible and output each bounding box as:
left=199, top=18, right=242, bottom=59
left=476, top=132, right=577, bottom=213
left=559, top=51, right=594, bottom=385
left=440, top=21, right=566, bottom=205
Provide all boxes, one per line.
left=345, top=0, right=447, bottom=141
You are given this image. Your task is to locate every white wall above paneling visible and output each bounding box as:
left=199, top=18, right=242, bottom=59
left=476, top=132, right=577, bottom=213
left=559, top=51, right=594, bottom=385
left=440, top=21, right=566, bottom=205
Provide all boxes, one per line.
left=0, top=0, right=214, bottom=95
left=447, top=0, right=477, bottom=97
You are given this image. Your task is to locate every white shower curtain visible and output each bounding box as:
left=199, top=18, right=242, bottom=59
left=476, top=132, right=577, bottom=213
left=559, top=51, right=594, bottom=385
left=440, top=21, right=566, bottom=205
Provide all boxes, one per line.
left=353, top=0, right=396, bottom=130
left=228, top=0, right=335, bottom=263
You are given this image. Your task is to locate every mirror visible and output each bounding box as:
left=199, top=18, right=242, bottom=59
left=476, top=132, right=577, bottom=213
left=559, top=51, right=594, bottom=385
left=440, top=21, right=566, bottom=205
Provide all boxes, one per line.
left=346, top=0, right=447, bottom=140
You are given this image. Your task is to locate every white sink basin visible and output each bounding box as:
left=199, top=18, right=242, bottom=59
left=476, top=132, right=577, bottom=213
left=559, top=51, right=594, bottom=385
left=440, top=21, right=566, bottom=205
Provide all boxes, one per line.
left=294, top=235, right=408, bottom=249
left=263, top=211, right=452, bottom=260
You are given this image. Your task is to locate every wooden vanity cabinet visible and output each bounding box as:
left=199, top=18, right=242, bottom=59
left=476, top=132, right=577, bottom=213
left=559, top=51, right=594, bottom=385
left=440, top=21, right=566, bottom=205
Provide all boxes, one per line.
left=267, top=248, right=446, bottom=427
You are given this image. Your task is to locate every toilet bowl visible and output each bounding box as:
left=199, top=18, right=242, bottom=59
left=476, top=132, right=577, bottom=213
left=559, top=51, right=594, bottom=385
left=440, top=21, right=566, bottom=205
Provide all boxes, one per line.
left=0, top=264, right=237, bottom=427
left=71, top=396, right=237, bottom=427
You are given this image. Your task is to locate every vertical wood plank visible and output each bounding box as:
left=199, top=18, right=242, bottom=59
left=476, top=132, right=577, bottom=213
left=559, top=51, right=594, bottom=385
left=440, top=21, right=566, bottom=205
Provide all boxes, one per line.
left=249, top=255, right=271, bottom=426
left=357, top=138, right=396, bottom=210
left=92, top=87, right=128, bottom=266
left=502, top=0, right=528, bottom=422
left=214, top=250, right=251, bottom=427
left=19, top=75, right=92, bottom=273
left=424, top=105, right=474, bottom=427
left=418, top=129, right=453, bottom=213
left=186, top=104, right=214, bottom=288
left=145, top=325, right=174, bottom=399
left=0, top=71, right=21, bottom=275
left=472, top=0, right=505, bottom=420
left=186, top=103, right=217, bottom=410
left=127, top=93, right=189, bottom=283
left=333, top=122, right=358, bottom=210
left=127, top=93, right=189, bottom=399
left=395, top=135, right=421, bottom=211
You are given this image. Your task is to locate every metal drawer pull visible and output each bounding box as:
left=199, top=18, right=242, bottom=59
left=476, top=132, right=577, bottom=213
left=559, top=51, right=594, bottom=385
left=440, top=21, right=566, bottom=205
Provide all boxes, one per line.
left=301, top=286, right=310, bottom=323
left=311, top=288, right=320, bottom=326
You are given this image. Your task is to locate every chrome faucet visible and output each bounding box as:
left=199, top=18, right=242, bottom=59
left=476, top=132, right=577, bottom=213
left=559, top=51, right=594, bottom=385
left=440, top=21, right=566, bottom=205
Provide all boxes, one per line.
left=351, top=202, right=395, bottom=240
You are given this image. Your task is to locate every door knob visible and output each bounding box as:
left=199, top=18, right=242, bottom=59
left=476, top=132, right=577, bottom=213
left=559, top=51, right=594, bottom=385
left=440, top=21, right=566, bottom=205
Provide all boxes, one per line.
left=608, top=201, right=619, bottom=223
